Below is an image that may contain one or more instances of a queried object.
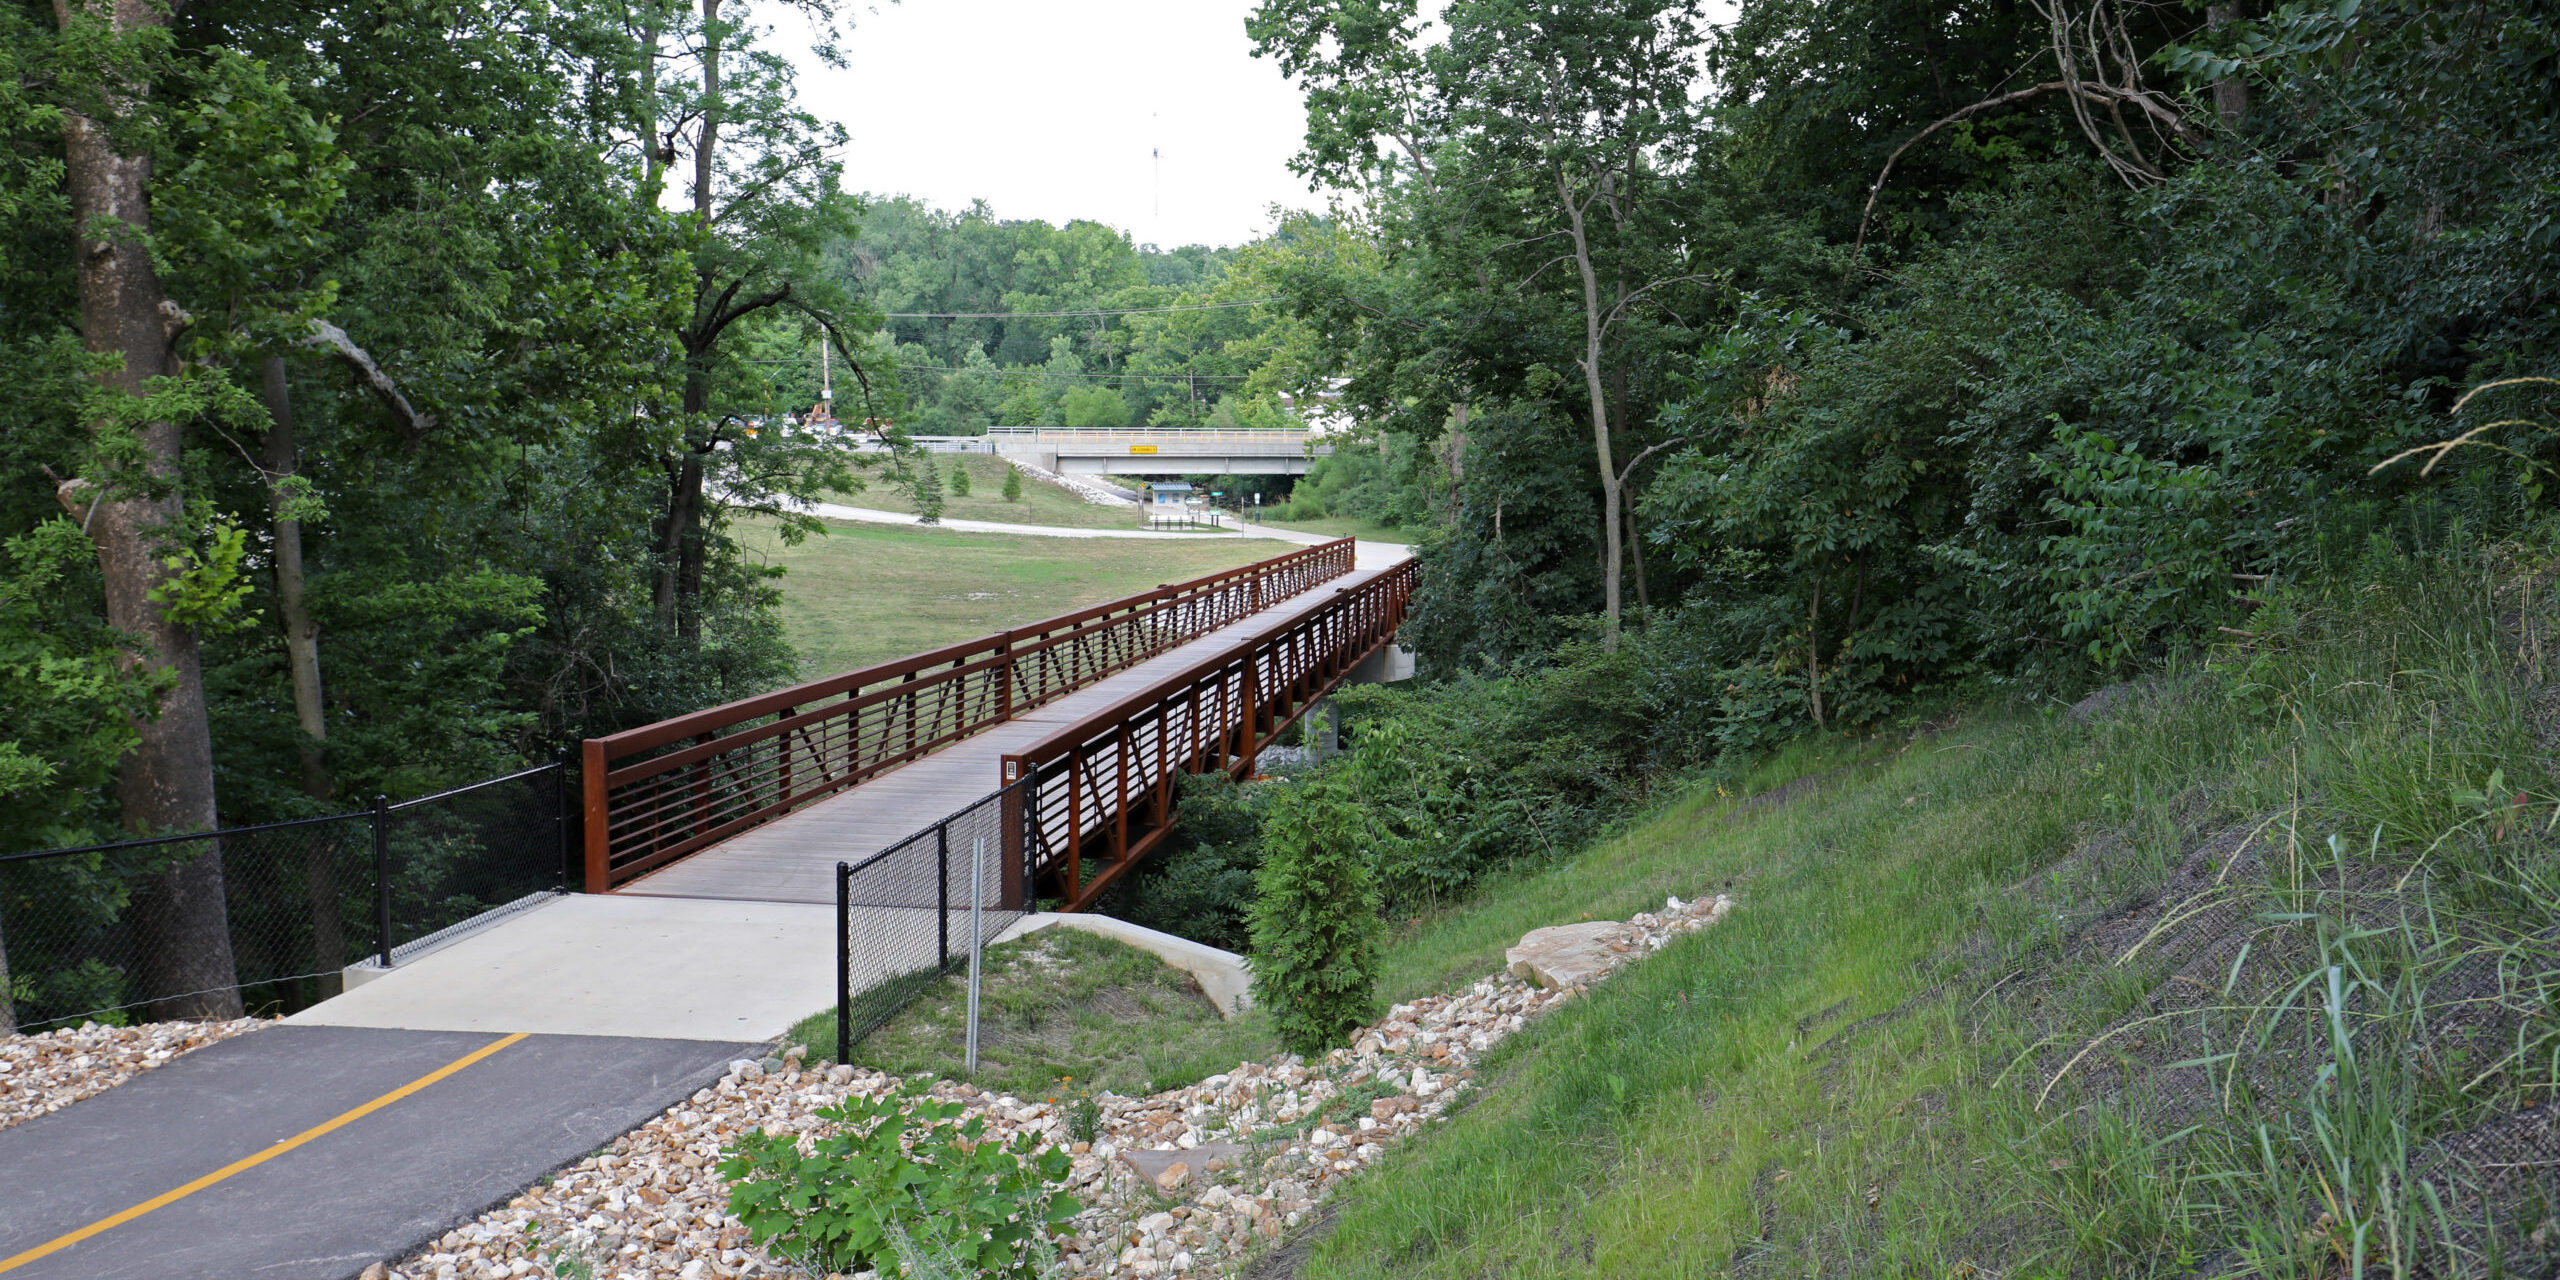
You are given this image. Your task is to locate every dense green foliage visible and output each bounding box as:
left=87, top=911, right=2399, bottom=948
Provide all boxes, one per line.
left=1099, top=771, right=1277, bottom=952
left=829, top=197, right=1326, bottom=438
left=1247, top=769, right=1386, bottom=1054
left=0, top=0, right=926, bottom=849
left=1245, top=0, right=2560, bottom=744
left=720, top=1083, right=1078, bottom=1276
left=1289, top=528, right=2560, bottom=1279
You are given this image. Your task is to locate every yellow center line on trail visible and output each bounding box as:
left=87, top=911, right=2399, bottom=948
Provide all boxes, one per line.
left=0, top=1031, right=530, bottom=1274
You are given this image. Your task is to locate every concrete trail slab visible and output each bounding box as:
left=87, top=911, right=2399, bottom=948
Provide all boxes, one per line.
left=0, top=1025, right=748, bottom=1280
left=286, top=894, right=835, bottom=1041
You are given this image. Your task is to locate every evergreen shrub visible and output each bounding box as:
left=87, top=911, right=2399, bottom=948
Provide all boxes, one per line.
left=1246, top=771, right=1382, bottom=1054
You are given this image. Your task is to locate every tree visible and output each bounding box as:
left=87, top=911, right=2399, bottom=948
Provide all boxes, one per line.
left=45, top=0, right=246, bottom=1018
left=1253, top=0, right=1715, bottom=652
left=636, top=0, right=882, bottom=643
left=1000, top=464, right=1023, bottom=503
left=1247, top=772, right=1382, bottom=1054
left=1060, top=385, right=1130, bottom=429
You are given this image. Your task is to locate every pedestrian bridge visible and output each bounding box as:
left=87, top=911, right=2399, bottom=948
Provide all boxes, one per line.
left=579, top=536, right=1412, bottom=912
left=286, top=535, right=1407, bottom=1048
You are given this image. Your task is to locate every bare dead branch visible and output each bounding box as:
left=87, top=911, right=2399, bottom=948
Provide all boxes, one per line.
left=302, top=319, right=437, bottom=441
left=1849, top=81, right=2072, bottom=264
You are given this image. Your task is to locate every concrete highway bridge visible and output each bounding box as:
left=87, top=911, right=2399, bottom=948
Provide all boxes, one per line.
left=915, top=427, right=1331, bottom=476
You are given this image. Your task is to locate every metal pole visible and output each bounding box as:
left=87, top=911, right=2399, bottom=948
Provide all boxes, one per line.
left=836, top=860, right=851, bottom=1065
left=966, top=836, right=985, bottom=1077
left=937, top=824, right=950, bottom=971
left=554, top=759, right=571, bottom=889
left=372, top=795, right=394, bottom=969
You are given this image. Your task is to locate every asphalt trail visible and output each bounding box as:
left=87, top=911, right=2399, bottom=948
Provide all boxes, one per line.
left=0, top=1025, right=750, bottom=1280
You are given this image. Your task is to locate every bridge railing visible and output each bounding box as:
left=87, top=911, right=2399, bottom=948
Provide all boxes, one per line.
left=983, top=427, right=1327, bottom=456
left=579, top=539, right=1356, bottom=891
left=1002, top=556, right=1416, bottom=911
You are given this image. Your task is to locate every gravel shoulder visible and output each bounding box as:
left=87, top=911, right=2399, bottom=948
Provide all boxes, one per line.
left=389, top=895, right=1734, bottom=1280
left=0, top=1017, right=266, bottom=1132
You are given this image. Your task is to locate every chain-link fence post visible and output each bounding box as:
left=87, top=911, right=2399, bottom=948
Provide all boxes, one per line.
left=371, top=794, right=393, bottom=969
left=835, top=859, right=851, bottom=1065
left=966, top=836, right=985, bottom=1077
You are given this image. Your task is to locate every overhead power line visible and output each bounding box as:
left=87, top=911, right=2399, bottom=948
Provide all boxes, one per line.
left=880, top=298, right=1278, bottom=320
left=900, top=365, right=1251, bottom=381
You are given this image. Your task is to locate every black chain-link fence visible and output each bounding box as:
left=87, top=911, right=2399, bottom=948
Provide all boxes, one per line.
left=0, top=764, right=569, bottom=1033
left=834, top=783, right=1032, bottom=1060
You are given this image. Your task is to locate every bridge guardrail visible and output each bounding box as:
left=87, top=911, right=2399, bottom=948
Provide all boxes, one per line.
left=1001, top=556, right=1416, bottom=910
left=580, top=539, right=1357, bottom=891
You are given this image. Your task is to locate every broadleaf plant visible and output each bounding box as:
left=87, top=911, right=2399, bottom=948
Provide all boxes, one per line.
left=718, top=1082, right=1078, bottom=1277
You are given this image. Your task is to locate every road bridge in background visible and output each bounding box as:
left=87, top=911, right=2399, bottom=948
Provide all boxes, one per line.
left=956, top=427, right=1329, bottom=476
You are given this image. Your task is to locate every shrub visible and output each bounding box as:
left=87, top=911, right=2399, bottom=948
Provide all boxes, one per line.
left=947, top=462, right=972, bottom=496
left=1246, top=771, right=1382, bottom=1054
left=1001, top=465, right=1023, bottom=503
left=1103, top=772, right=1271, bottom=950
left=720, top=1083, right=1077, bottom=1277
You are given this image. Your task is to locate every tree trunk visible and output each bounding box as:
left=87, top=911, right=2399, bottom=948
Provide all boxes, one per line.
left=649, top=0, right=725, bottom=646
left=259, top=359, right=330, bottom=804
left=1559, top=169, right=1622, bottom=653
left=1626, top=501, right=1649, bottom=614
left=652, top=452, right=704, bottom=636
left=694, top=0, right=722, bottom=222
left=56, top=0, right=240, bottom=1022
left=1806, top=572, right=1826, bottom=730
left=637, top=0, right=665, bottom=198
left=1608, top=361, right=1647, bottom=616
left=259, top=359, right=343, bottom=995
left=2206, top=4, right=2252, bottom=125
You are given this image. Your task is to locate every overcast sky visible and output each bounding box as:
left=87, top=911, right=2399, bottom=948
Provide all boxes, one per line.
left=774, top=0, right=1323, bottom=250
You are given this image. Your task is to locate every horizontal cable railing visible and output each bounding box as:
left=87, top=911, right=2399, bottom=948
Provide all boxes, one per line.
left=581, top=539, right=1357, bottom=890
left=1002, top=557, right=1417, bottom=911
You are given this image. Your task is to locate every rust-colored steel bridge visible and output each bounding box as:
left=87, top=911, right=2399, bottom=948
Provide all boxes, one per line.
left=579, top=538, right=1414, bottom=910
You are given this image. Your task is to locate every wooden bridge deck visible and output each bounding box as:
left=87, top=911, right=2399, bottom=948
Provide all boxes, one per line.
left=617, top=564, right=1390, bottom=905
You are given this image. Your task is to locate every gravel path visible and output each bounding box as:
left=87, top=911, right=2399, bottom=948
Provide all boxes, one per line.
left=387, top=895, right=1733, bottom=1280
left=0, top=1018, right=268, bottom=1133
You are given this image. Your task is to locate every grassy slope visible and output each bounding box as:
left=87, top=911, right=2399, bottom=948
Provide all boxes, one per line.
left=848, top=454, right=1144, bottom=529
left=734, top=516, right=1298, bottom=678
left=791, top=927, right=1282, bottom=1102
left=1304, top=542, right=2557, bottom=1279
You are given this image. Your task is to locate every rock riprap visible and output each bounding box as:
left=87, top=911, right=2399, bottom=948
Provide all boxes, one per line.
left=383, top=893, right=1734, bottom=1280
left=0, top=1017, right=267, bottom=1131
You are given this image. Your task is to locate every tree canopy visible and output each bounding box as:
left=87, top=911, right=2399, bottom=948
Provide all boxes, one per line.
left=1251, top=0, right=2560, bottom=748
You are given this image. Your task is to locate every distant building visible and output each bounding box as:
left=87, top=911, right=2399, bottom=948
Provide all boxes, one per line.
left=1147, top=481, right=1195, bottom=506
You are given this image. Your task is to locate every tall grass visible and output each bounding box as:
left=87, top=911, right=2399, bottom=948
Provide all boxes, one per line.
left=1294, top=528, right=2559, bottom=1278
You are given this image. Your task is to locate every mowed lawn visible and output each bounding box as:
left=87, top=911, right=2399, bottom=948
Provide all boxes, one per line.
left=847, top=454, right=1149, bottom=530
left=735, top=515, right=1301, bottom=678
